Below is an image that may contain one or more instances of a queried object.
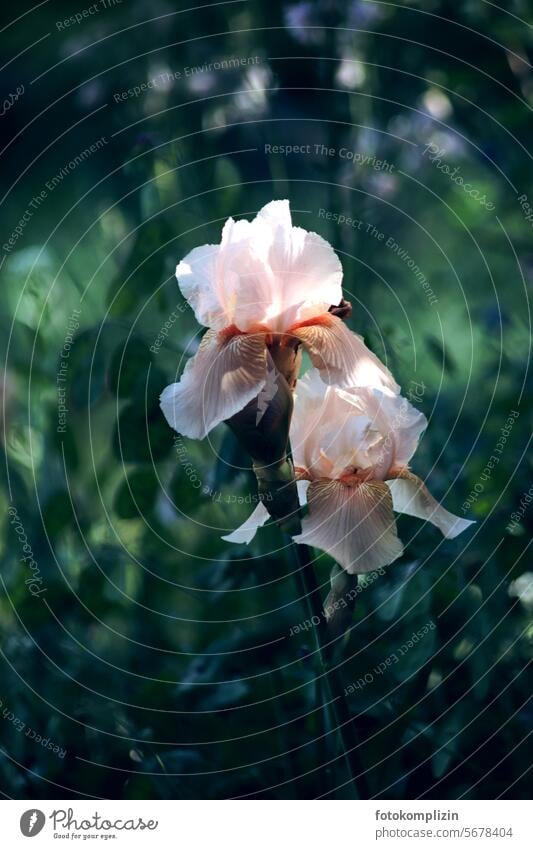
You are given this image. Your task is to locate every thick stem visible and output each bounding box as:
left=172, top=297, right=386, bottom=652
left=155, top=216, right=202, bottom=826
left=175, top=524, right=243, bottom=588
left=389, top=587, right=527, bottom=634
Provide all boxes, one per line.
left=288, top=539, right=370, bottom=798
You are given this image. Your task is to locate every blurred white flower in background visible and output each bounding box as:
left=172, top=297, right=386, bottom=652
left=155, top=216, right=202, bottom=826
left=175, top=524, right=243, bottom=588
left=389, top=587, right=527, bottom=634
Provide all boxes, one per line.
left=421, top=86, right=453, bottom=120
left=508, top=573, right=533, bottom=612
left=335, top=57, right=366, bottom=90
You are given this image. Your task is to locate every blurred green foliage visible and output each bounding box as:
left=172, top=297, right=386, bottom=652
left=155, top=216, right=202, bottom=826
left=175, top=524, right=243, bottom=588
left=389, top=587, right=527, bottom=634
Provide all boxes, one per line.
left=0, top=0, right=531, bottom=799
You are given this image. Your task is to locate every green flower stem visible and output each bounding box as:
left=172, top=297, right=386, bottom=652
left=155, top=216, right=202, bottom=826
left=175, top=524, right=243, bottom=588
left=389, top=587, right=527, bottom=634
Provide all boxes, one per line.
left=230, top=374, right=369, bottom=796
left=253, top=457, right=301, bottom=535
left=288, top=537, right=370, bottom=799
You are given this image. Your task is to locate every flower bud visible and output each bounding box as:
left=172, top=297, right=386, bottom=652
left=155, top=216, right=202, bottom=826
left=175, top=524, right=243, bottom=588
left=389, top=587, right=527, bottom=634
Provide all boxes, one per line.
left=225, top=354, right=301, bottom=535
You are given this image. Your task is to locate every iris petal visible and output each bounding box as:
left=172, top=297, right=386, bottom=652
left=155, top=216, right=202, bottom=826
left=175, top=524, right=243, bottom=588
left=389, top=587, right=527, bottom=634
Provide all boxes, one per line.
left=160, top=330, right=267, bottom=439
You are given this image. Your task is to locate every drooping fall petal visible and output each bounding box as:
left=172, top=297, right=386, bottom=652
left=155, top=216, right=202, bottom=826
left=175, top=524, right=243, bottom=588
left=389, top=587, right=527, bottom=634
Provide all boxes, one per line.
left=160, top=330, right=267, bottom=439
left=386, top=469, right=475, bottom=538
left=221, top=501, right=270, bottom=544
left=223, top=479, right=310, bottom=545
left=293, top=479, right=403, bottom=574
left=292, top=314, right=400, bottom=394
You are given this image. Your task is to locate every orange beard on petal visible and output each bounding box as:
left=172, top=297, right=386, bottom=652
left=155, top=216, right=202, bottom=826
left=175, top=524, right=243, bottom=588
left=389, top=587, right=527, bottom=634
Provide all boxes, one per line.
left=217, top=324, right=245, bottom=345
left=257, top=313, right=334, bottom=389
left=217, top=322, right=270, bottom=345
left=217, top=323, right=302, bottom=389
left=289, top=312, right=334, bottom=333
left=338, top=467, right=376, bottom=487
left=295, top=467, right=377, bottom=489
left=218, top=314, right=336, bottom=389
left=294, top=466, right=313, bottom=481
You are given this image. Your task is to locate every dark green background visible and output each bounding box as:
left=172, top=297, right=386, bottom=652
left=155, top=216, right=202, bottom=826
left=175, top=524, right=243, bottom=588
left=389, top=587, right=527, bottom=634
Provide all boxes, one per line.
left=0, top=0, right=531, bottom=799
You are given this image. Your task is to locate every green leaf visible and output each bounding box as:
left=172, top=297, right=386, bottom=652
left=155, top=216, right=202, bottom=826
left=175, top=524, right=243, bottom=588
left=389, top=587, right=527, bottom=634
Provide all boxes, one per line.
left=108, top=338, right=153, bottom=398
left=112, top=404, right=174, bottom=463
left=42, top=491, right=75, bottom=537
left=66, top=330, right=107, bottom=410
left=114, top=468, right=159, bottom=519
left=425, top=335, right=457, bottom=375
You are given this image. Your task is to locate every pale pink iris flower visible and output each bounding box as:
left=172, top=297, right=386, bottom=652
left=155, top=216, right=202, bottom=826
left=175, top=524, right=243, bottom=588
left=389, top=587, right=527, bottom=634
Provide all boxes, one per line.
left=160, top=200, right=398, bottom=439
left=224, top=370, right=474, bottom=573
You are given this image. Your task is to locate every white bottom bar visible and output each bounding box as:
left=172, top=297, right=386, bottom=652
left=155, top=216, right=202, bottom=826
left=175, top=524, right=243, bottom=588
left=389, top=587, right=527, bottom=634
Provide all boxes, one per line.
left=1, top=799, right=530, bottom=848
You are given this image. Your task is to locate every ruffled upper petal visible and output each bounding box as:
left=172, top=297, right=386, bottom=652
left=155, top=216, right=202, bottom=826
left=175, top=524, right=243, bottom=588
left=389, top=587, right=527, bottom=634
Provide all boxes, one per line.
left=294, top=479, right=403, bottom=574
left=176, top=243, right=226, bottom=331
left=386, top=469, right=475, bottom=539
left=255, top=198, right=293, bottom=230
left=290, top=370, right=417, bottom=481
left=262, top=202, right=343, bottom=330
left=160, top=330, right=267, bottom=439
left=291, top=384, right=372, bottom=481
left=291, top=314, right=400, bottom=395
left=342, top=386, right=427, bottom=474
left=176, top=201, right=343, bottom=333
